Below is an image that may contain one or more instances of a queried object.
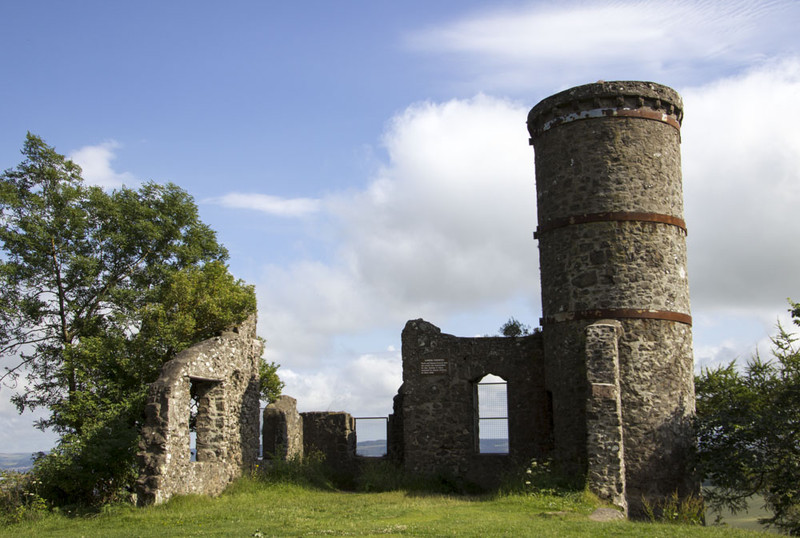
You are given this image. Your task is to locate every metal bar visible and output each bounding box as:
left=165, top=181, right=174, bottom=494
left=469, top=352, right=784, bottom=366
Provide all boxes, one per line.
left=541, top=309, right=692, bottom=326
left=534, top=211, right=686, bottom=238
left=528, top=106, right=681, bottom=139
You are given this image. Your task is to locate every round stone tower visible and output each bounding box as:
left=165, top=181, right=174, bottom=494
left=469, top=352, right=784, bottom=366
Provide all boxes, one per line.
left=527, top=81, right=695, bottom=513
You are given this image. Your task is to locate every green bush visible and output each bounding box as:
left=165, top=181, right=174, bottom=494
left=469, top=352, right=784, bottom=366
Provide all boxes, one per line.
left=502, top=458, right=584, bottom=498
left=695, top=301, right=800, bottom=534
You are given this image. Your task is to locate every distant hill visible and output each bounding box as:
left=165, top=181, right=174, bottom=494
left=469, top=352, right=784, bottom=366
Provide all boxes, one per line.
left=354, top=439, right=509, bottom=457
left=356, top=440, right=387, bottom=457
left=480, top=438, right=509, bottom=454
left=0, top=453, right=37, bottom=473
left=2, top=440, right=509, bottom=470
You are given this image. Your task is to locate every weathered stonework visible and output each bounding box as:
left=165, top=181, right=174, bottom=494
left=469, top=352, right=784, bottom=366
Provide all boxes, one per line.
left=301, top=412, right=357, bottom=471
left=136, top=315, right=262, bottom=505
left=263, top=395, right=304, bottom=461
left=585, top=320, right=626, bottom=513
left=134, top=80, right=698, bottom=515
left=396, top=319, right=550, bottom=489
left=528, top=81, right=696, bottom=515
left=387, top=81, right=696, bottom=514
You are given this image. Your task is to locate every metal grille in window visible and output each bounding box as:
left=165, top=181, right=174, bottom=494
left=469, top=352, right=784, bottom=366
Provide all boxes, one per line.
left=476, top=375, right=509, bottom=454
left=355, top=417, right=388, bottom=457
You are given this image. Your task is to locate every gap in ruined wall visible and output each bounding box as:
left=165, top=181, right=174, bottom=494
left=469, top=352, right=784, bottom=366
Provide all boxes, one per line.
left=475, top=374, right=509, bottom=454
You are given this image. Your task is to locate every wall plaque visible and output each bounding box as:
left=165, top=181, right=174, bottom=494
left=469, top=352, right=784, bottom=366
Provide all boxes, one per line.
left=420, top=357, right=449, bottom=375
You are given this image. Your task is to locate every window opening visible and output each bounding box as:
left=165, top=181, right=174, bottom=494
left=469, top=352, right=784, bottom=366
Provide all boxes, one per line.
left=189, top=377, right=223, bottom=462
left=354, top=417, right=388, bottom=457
left=189, top=385, right=199, bottom=461
left=476, top=374, right=509, bottom=454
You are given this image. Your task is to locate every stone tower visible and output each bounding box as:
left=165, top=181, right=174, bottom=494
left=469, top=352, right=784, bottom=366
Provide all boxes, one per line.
left=527, top=81, right=696, bottom=514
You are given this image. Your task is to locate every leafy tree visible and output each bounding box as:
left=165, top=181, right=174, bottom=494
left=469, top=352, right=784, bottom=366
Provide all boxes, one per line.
left=499, top=317, right=533, bottom=337
left=0, top=134, right=266, bottom=504
left=259, top=359, right=284, bottom=404
left=695, top=300, right=800, bottom=534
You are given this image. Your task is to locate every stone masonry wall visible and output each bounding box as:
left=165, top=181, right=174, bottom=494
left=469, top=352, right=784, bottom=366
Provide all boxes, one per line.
left=263, top=395, right=304, bottom=461
left=528, top=81, right=696, bottom=515
left=585, top=320, right=626, bottom=513
left=301, top=412, right=357, bottom=472
left=399, top=319, right=550, bottom=489
left=136, top=315, right=263, bottom=505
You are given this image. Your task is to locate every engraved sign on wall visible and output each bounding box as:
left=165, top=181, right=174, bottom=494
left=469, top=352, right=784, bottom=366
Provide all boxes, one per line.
left=420, top=358, right=449, bottom=375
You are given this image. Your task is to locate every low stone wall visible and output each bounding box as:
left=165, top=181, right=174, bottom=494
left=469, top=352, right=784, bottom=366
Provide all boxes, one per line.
left=302, top=412, right=357, bottom=471
left=136, top=315, right=263, bottom=505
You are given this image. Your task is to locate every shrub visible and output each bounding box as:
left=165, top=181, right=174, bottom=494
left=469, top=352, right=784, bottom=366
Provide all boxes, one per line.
left=503, top=458, right=583, bottom=497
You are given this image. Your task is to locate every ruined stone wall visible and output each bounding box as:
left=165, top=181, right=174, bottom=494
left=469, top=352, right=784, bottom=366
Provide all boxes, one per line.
left=399, top=319, right=550, bottom=489
left=136, top=315, right=263, bottom=505
left=528, top=81, right=696, bottom=514
left=263, top=395, right=304, bottom=461
left=301, top=412, right=357, bottom=472
left=387, top=392, right=404, bottom=464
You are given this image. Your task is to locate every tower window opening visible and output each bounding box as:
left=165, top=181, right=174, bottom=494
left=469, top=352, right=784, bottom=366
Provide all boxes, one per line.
left=476, top=374, right=509, bottom=454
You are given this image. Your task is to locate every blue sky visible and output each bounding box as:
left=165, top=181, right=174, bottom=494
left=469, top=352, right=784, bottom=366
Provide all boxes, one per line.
left=1, top=0, right=799, bottom=452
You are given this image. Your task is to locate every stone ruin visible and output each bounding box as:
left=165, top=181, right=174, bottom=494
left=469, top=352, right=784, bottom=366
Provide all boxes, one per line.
left=136, top=315, right=262, bottom=505
left=385, top=82, right=696, bottom=516
left=390, top=319, right=551, bottom=489
left=137, top=81, right=697, bottom=518
left=262, top=400, right=358, bottom=475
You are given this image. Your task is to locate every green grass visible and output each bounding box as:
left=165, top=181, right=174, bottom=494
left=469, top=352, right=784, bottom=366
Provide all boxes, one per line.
left=707, top=494, right=779, bottom=534
left=0, top=477, right=772, bottom=537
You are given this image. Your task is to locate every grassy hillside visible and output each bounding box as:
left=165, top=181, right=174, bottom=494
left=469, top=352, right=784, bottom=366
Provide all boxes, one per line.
left=0, top=477, right=770, bottom=537
left=0, top=454, right=35, bottom=473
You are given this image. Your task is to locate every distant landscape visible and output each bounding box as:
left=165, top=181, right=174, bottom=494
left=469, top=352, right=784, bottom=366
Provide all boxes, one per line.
left=0, top=453, right=37, bottom=473
left=354, top=438, right=509, bottom=458
left=355, top=440, right=387, bottom=457
left=2, top=440, right=512, bottom=470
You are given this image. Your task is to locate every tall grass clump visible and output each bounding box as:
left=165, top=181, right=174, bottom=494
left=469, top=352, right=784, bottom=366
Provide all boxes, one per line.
left=253, top=450, right=336, bottom=490
left=0, top=471, right=47, bottom=525
left=642, top=491, right=705, bottom=526
left=354, top=459, right=407, bottom=492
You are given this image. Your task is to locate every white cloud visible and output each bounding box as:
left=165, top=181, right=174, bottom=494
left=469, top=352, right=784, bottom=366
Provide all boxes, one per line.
left=207, top=192, right=321, bottom=217
left=68, top=141, right=137, bottom=188
left=682, top=57, right=800, bottom=312
left=406, top=0, right=798, bottom=92
left=256, top=61, right=800, bottom=417
left=280, top=351, right=402, bottom=417
left=257, top=95, right=540, bottom=368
